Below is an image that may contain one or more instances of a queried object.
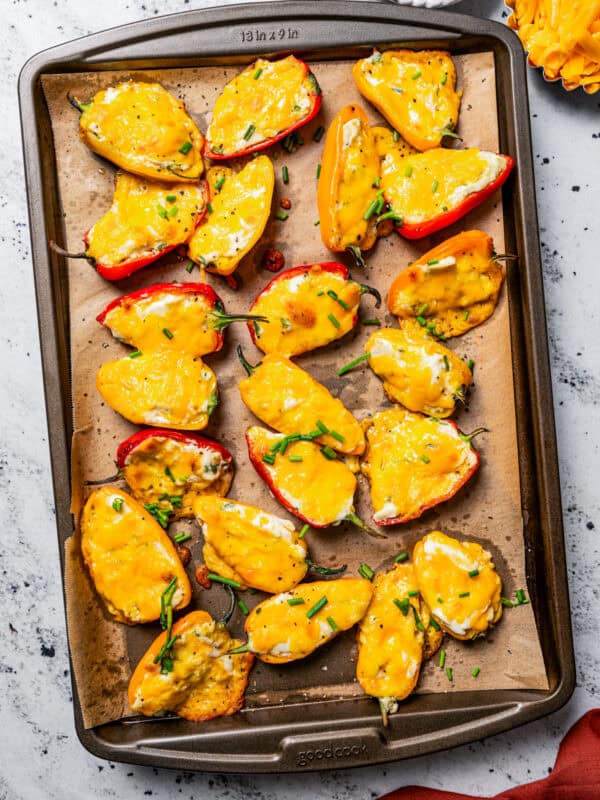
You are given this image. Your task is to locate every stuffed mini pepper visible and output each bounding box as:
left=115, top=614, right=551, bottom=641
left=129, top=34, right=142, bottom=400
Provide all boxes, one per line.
left=73, top=81, right=205, bottom=181
left=204, top=56, right=322, bottom=159
left=248, top=263, right=380, bottom=357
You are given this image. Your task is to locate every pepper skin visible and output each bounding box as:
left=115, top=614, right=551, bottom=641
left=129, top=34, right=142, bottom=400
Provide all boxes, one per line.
left=117, top=429, right=233, bottom=518
left=193, top=496, right=308, bottom=593
left=365, top=326, right=473, bottom=417
left=353, top=50, right=462, bottom=151
left=98, top=282, right=265, bottom=357
left=381, top=148, right=514, bottom=239
left=238, top=352, right=365, bottom=455
left=97, top=350, right=218, bottom=431
left=317, top=104, right=380, bottom=254
left=413, top=530, right=503, bottom=640
left=128, top=610, right=254, bottom=721
left=360, top=407, right=480, bottom=526
left=80, top=486, right=191, bottom=624
left=204, top=56, right=322, bottom=159
left=387, top=230, right=504, bottom=338
left=188, top=156, right=275, bottom=275
left=76, top=81, right=205, bottom=181
left=78, top=173, right=207, bottom=280
left=356, top=563, right=425, bottom=717
left=248, top=263, right=380, bottom=357
left=246, top=426, right=358, bottom=528
left=244, top=578, right=373, bottom=664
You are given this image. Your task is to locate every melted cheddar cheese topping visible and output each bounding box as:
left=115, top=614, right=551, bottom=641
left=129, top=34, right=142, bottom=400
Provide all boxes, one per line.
left=250, top=265, right=361, bottom=357
left=357, top=564, right=424, bottom=707
left=97, top=350, right=217, bottom=430
left=507, top=0, right=600, bottom=94
left=353, top=50, right=462, bottom=151
left=79, top=82, right=204, bottom=181
left=387, top=230, right=504, bottom=338
left=372, top=126, right=418, bottom=159
left=103, top=290, right=222, bottom=357
left=188, top=157, right=275, bottom=275
left=86, top=173, right=205, bottom=268
left=128, top=611, right=253, bottom=721
left=381, top=148, right=505, bottom=225
left=206, top=56, right=317, bottom=156
left=317, top=104, right=380, bottom=252
left=247, top=426, right=357, bottom=527
left=361, top=407, right=478, bottom=524
left=366, top=326, right=472, bottom=417
left=81, top=487, right=191, bottom=624
left=413, top=531, right=503, bottom=640
left=239, top=353, right=365, bottom=455
left=122, top=436, right=232, bottom=517
left=194, top=497, right=308, bottom=594
left=245, top=578, right=373, bottom=663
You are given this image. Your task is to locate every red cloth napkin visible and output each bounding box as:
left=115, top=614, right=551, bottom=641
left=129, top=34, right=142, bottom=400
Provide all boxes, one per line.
left=380, top=710, right=600, bottom=800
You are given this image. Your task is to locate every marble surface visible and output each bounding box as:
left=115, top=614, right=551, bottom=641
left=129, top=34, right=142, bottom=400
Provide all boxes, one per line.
left=1, top=0, right=598, bottom=797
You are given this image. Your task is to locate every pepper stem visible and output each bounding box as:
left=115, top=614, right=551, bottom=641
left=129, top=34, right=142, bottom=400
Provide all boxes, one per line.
left=459, top=426, right=488, bottom=444
left=378, top=697, right=398, bottom=727
left=346, top=245, right=367, bottom=269
left=359, top=283, right=382, bottom=308
left=218, top=584, right=237, bottom=625
left=209, top=310, right=269, bottom=334
left=346, top=511, right=387, bottom=540
left=48, top=240, right=92, bottom=262
left=67, top=92, right=91, bottom=113
left=236, top=344, right=261, bottom=376
left=306, top=557, right=348, bottom=578
left=492, top=253, right=518, bottom=263
left=84, top=470, right=121, bottom=486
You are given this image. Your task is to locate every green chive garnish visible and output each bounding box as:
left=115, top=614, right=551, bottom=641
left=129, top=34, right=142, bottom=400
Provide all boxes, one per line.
left=282, top=165, right=289, bottom=184
left=439, top=648, right=446, bottom=668
left=501, top=597, right=517, bottom=608
left=207, top=573, right=242, bottom=589
left=129, top=350, right=142, bottom=358
left=337, top=352, right=370, bottom=376
left=169, top=206, right=178, bottom=217
left=314, top=219, right=320, bottom=226
left=313, top=126, right=325, bottom=142
left=362, top=319, right=381, bottom=326
left=468, top=569, right=480, bottom=578
left=327, top=616, right=339, bottom=632
left=432, top=179, right=439, bottom=193
left=394, top=597, right=410, bottom=616
left=458, top=591, right=470, bottom=598
left=306, top=596, right=328, bottom=618
left=516, top=588, right=529, bottom=605
left=363, top=198, right=379, bottom=221
left=276, top=210, right=288, bottom=221
left=467, top=359, right=475, bottom=372
left=287, top=597, right=305, bottom=606
left=411, top=70, right=422, bottom=79
left=446, top=667, right=453, bottom=682
left=420, top=455, right=431, bottom=464
left=412, top=606, right=425, bottom=632
left=215, top=176, right=225, bottom=192
left=429, top=617, right=441, bottom=632
left=472, top=666, right=481, bottom=678
left=320, top=445, right=337, bottom=460
left=179, top=141, right=192, bottom=155
left=316, top=420, right=329, bottom=435
left=253, top=67, right=263, bottom=79
left=463, top=309, right=470, bottom=321
left=206, top=202, right=213, bottom=214
left=394, top=552, right=408, bottom=563
left=238, top=598, right=250, bottom=615
left=408, top=590, right=419, bottom=597
left=328, top=313, right=340, bottom=329
left=392, top=130, right=400, bottom=142
left=288, top=454, right=303, bottom=463
left=377, top=209, right=402, bottom=224
left=327, top=289, right=350, bottom=310
left=316, top=163, right=321, bottom=179
left=262, top=453, right=276, bottom=465
left=112, top=497, right=123, bottom=512
left=185, top=261, right=194, bottom=273
left=329, top=429, right=345, bottom=443
left=173, top=532, right=192, bottom=544
left=299, top=524, right=310, bottom=539
left=157, top=204, right=168, bottom=219
left=162, top=328, right=174, bottom=340
left=443, top=355, right=450, bottom=371
left=441, top=72, right=448, bottom=85
left=228, top=644, right=250, bottom=654
left=243, top=124, right=255, bottom=141
left=404, top=165, right=413, bottom=178
left=166, top=194, right=177, bottom=203
left=374, top=177, right=381, bottom=188
left=358, top=563, right=374, bottom=581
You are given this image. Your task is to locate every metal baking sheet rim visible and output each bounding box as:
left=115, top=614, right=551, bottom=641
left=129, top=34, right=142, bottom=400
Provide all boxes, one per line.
left=18, top=0, right=575, bottom=773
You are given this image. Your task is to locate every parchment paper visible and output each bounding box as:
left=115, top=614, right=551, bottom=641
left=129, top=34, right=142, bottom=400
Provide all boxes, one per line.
left=42, top=52, right=548, bottom=730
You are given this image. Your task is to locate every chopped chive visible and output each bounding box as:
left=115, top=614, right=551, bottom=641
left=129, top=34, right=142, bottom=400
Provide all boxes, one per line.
left=362, top=318, right=381, bottom=326
left=179, top=141, right=192, bottom=155
left=467, top=359, right=475, bottom=372
left=165, top=466, right=176, bottom=482
left=206, top=202, right=213, bottom=214
left=207, top=573, right=242, bottom=589
left=327, top=289, right=350, bottom=310
left=428, top=259, right=440, bottom=266
left=441, top=72, right=448, bottom=85
left=162, top=327, right=174, bottom=340
left=238, top=598, right=250, bottom=615
left=358, top=563, right=375, bottom=581
left=228, top=643, right=250, bottom=654
left=165, top=194, right=177, bottom=203
left=501, top=597, right=517, bottom=607
left=306, top=596, right=328, bottom=619
left=243, top=123, right=255, bottom=141
left=253, top=67, right=263, bottom=79
left=185, top=261, right=195, bottom=273
left=394, top=597, right=410, bottom=616
left=288, top=454, right=303, bottom=463
left=112, top=497, right=123, bottom=512
left=432, top=179, right=439, bottom=193
left=416, top=315, right=427, bottom=326
left=394, top=551, right=408, bottom=563
left=157, top=204, right=168, bottom=219
left=317, top=290, right=325, bottom=297
left=373, top=177, right=381, bottom=188
left=320, top=445, right=337, bottom=460
left=412, top=606, right=425, bottom=632
left=129, top=350, right=142, bottom=358
left=282, top=165, right=289, bottom=184
left=392, top=130, right=400, bottom=142
left=468, top=569, right=480, bottom=578
left=463, top=309, right=470, bottom=321
left=287, top=597, right=305, bottom=606
left=472, top=666, right=481, bottom=678
left=316, top=420, right=329, bottom=435
left=316, top=163, right=321, bottom=179
left=327, top=313, right=340, bottom=329
left=329, top=429, right=345, bottom=443
left=429, top=617, right=441, bottom=632
left=337, top=352, right=370, bottom=376
left=377, top=209, right=402, bottom=223
left=326, top=616, right=339, bottom=632
left=411, top=70, right=422, bottom=79
left=215, top=176, right=225, bottom=192
left=276, top=210, right=288, bottom=221
left=404, top=165, right=413, bottom=178
left=516, top=588, right=529, bottom=605
left=168, top=205, right=178, bottom=217
left=458, top=591, right=470, bottom=598
left=299, top=524, right=310, bottom=539
left=420, top=455, right=431, bottom=464
left=314, top=219, right=320, bottom=226
left=443, top=355, right=450, bottom=372
left=439, top=648, right=446, bottom=668
left=442, top=205, right=449, bottom=212
left=174, top=532, right=192, bottom=544
left=446, top=666, right=453, bottom=682
left=313, top=126, right=325, bottom=142
left=407, top=589, right=419, bottom=597
left=437, top=596, right=444, bottom=604
left=262, top=453, right=276, bottom=465
left=363, top=198, right=379, bottom=221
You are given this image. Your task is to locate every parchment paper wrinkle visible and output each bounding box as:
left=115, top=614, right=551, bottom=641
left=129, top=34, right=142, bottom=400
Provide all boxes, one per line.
left=42, top=53, right=548, bottom=730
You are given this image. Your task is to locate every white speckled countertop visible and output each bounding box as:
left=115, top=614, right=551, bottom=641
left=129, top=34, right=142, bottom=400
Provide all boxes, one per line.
left=2, top=0, right=599, bottom=797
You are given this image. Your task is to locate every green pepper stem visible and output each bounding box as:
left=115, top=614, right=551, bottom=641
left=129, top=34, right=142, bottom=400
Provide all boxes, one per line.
left=306, top=557, right=348, bottom=577
left=48, top=240, right=92, bottom=262
left=209, top=310, right=269, bottom=333
left=346, top=245, right=367, bottom=269
left=67, top=92, right=91, bottom=113
left=236, top=344, right=261, bottom=376
left=459, top=426, right=488, bottom=444
left=346, top=511, right=387, bottom=540
left=359, top=283, right=382, bottom=308
left=84, top=470, right=121, bottom=486
left=217, top=584, right=237, bottom=625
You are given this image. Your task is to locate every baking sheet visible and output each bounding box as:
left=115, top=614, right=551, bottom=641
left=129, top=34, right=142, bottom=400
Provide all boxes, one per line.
left=42, top=51, right=548, bottom=730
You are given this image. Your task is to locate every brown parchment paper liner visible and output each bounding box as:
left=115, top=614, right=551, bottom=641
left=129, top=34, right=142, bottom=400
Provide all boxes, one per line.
left=42, top=52, right=548, bottom=730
